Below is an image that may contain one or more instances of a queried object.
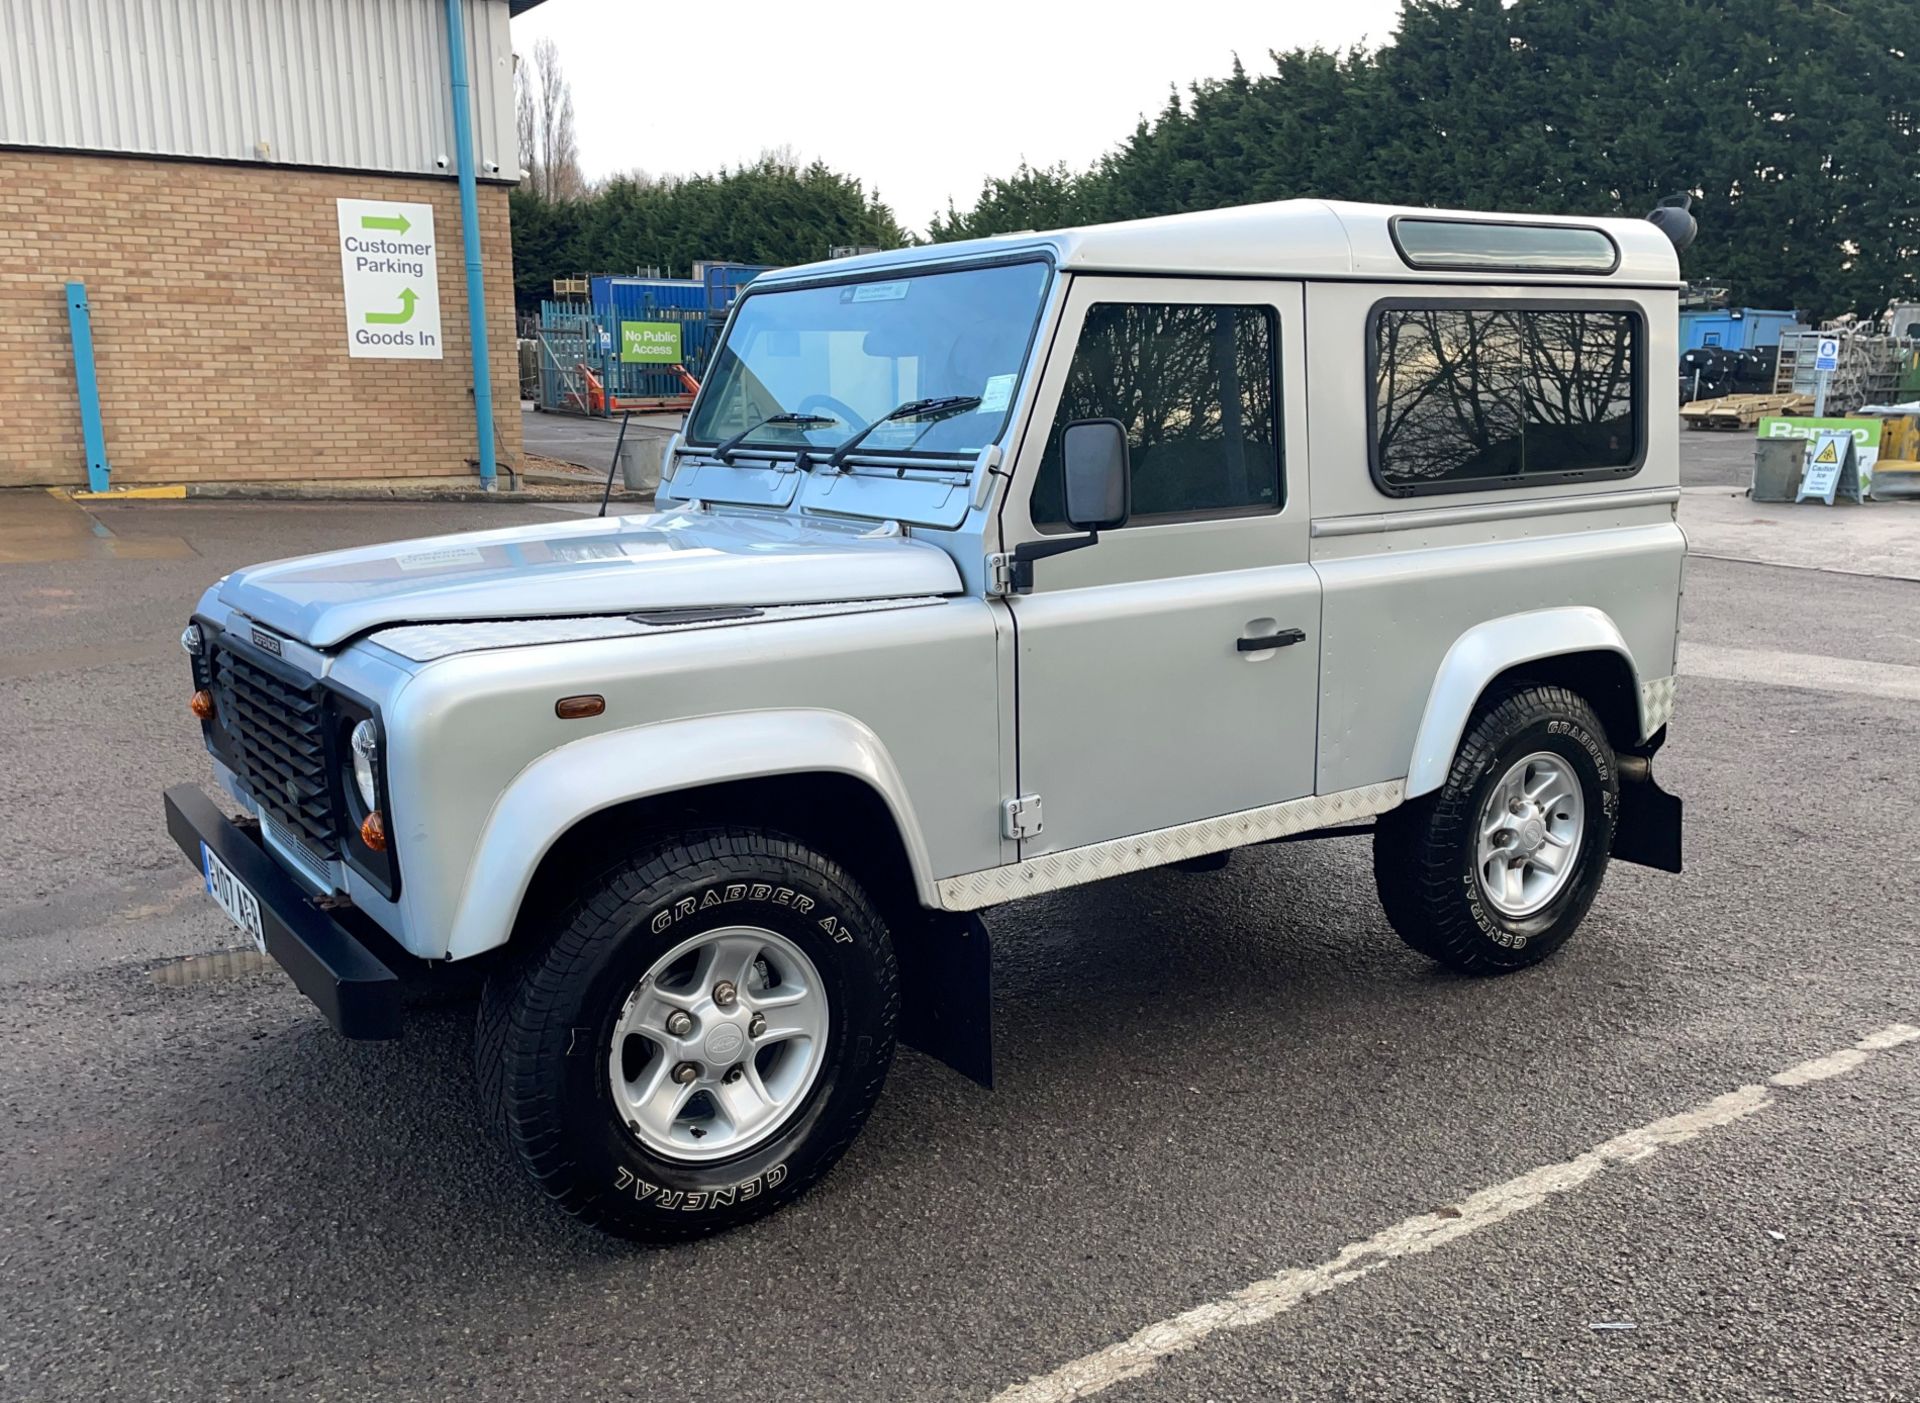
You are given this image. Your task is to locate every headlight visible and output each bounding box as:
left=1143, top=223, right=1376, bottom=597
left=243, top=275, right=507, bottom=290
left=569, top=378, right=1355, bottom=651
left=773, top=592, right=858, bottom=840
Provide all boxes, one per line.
left=180, top=623, right=203, bottom=655
left=349, top=719, right=380, bottom=811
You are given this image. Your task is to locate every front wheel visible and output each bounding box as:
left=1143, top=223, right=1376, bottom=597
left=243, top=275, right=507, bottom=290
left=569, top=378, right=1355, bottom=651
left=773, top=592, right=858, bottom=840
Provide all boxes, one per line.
left=1374, top=685, right=1619, bottom=974
left=476, top=827, right=898, bottom=1241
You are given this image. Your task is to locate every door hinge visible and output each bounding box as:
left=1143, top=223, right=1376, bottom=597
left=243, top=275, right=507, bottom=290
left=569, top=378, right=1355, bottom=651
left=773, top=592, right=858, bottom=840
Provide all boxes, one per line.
left=1002, top=794, right=1043, bottom=840
left=986, top=552, right=1015, bottom=598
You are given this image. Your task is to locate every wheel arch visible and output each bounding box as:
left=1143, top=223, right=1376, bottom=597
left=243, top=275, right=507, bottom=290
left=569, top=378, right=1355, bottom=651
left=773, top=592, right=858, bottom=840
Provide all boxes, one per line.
left=1404, top=608, right=1645, bottom=800
left=445, top=710, right=938, bottom=961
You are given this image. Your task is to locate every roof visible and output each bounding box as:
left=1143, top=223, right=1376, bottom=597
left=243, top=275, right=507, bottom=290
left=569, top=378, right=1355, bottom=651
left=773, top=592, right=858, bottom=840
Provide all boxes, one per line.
left=760, top=199, right=1683, bottom=289
left=508, top=0, right=550, bottom=12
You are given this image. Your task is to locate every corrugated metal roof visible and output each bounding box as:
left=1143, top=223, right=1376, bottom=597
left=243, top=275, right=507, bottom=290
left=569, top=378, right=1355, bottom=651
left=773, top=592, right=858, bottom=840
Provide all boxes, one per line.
left=0, top=0, right=520, bottom=181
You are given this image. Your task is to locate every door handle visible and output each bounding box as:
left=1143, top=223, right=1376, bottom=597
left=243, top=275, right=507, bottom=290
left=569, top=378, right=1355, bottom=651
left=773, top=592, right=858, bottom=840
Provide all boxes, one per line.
left=1236, top=628, right=1307, bottom=652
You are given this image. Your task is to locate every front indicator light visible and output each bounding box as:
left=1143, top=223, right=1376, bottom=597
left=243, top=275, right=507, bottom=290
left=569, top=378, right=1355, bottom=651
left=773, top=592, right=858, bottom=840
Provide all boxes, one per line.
left=360, top=810, right=388, bottom=853
left=190, top=689, right=215, bottom=719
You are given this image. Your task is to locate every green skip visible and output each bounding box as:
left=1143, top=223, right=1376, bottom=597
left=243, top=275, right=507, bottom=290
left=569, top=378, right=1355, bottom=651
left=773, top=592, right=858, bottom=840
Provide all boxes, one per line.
left=364, top=288, right=419, bottom=325
left=360, top=212, right=412, bottom=234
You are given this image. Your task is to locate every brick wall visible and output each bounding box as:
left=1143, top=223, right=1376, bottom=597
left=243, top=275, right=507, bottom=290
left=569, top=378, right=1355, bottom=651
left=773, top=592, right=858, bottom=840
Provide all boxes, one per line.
left=0, top=151, right=522, bottom=487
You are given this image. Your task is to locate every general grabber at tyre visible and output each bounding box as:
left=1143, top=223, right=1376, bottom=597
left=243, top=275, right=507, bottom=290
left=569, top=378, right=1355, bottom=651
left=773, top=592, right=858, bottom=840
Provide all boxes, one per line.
left=476, top=826, right=898, bottom=1241
left=1373, top=684, right=1619, bottom=975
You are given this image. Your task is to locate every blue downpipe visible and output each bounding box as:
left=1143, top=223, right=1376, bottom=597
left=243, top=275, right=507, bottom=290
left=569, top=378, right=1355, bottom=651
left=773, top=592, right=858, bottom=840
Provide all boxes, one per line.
left=444, top=0, right=496, bottom=487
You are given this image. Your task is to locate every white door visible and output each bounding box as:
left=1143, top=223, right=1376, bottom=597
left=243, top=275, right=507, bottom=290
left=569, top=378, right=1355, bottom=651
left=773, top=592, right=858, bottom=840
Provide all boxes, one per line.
left=1000, top=276, right=1319, bottom=856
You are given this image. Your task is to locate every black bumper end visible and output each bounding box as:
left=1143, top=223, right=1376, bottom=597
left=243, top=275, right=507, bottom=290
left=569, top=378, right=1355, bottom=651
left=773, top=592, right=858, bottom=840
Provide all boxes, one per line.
left=164, top=785, right=404, bottom=1039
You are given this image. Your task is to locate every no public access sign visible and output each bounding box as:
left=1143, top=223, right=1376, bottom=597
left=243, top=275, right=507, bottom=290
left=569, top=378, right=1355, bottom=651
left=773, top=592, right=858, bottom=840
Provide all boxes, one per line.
left=336, top=199, right=443, bottom=360
left=621, top=321, right=684, bottom=364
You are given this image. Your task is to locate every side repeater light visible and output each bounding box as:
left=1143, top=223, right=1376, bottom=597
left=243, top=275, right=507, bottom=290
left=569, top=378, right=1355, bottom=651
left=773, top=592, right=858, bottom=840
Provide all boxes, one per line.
left=555, top=694, right=606, bottom=720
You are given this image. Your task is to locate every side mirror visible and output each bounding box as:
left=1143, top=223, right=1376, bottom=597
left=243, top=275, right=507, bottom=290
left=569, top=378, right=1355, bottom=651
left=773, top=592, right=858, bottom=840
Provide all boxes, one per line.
left=1059, top=419, right=1130, bottom=532
left=1005, top=419, right=1131, bottom=594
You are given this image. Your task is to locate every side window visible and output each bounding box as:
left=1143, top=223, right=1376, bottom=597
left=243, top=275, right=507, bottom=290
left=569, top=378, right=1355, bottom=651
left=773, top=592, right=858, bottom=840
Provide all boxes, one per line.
left=1372, top=305, right=1641, bottom=494
left=1030, top=302, right=1281, bottom=527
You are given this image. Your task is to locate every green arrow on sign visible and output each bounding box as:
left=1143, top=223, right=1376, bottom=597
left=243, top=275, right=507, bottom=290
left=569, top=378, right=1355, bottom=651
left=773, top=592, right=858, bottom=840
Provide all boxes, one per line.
left=364, top=288, right=419, bottom=325
left=360, top=212, right=412, bottom=235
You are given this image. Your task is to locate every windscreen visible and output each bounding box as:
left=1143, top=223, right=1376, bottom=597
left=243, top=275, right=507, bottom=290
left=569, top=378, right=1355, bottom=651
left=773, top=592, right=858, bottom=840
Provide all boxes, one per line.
left=687, top=260, right=1052, bottom=458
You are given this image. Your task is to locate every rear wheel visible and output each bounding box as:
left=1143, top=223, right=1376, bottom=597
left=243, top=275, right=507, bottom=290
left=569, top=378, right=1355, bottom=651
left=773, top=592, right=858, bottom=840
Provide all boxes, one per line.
left=1374, top=685, right=1619, bottom=974
left=476, top=826, right=897, bottom=1241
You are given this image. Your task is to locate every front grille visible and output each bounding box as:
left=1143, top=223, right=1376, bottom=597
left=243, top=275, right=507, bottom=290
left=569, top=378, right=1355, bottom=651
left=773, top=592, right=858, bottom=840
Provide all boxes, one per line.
left=260, top=811, right=334, bottom=892
left=208, top=640, right=340, bottom=864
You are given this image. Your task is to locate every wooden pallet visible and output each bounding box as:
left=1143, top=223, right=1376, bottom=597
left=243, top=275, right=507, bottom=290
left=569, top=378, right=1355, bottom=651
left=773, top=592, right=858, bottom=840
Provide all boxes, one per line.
left=1680, top=393, right=1813, bottom=430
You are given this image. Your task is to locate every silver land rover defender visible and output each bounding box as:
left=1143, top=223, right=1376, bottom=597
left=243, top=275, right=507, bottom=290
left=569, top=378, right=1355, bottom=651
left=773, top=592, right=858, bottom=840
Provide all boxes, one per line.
left=167, top=199, right=1689, bottom=1240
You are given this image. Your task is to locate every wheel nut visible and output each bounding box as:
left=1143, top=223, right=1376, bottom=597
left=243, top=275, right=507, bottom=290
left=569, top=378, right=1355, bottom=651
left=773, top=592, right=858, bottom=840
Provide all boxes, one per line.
left=664, top=1010, right=693, bottom=1037
left=723, top=1065, right=744, bottom=1085
left=1509, top=798, right=1528, bottom=816
left=1494, top=828, right=1516, bottom=847
left=713, top=981, right=738, bottom=1009
left=672, top=1061, right=700, bottom=1085
left=748, top=1012, right=766, bottom=1038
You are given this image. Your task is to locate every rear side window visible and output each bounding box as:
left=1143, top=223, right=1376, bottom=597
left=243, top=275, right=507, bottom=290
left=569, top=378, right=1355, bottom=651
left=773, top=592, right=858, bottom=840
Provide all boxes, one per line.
left=1390, top=218, right=1619, bottom=275
left=1371, top=304, right=1643, bottom=495
left=1031, top=302, right=1281, bottom=527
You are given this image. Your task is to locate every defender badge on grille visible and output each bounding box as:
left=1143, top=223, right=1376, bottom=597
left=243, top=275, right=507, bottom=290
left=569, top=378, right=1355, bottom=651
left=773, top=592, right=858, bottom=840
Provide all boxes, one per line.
left=250, top=627, right=284, bottom=656
left=284, top=778, right=301, bottom=805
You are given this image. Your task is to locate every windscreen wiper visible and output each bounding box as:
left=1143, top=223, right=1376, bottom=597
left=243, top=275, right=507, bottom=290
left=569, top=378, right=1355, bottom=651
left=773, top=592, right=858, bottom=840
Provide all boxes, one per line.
left=713, top=412, right=839, bottom=464
left=825, top=395, right=983, bottom=471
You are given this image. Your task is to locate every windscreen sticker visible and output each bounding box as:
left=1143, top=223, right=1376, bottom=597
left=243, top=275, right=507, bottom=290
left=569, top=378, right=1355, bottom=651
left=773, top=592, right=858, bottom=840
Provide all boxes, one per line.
left=864, top=423, right=923, bottom=449
left=979, top=373, right=1017, bottom=413
left=845, top=280, right=910, bottom=303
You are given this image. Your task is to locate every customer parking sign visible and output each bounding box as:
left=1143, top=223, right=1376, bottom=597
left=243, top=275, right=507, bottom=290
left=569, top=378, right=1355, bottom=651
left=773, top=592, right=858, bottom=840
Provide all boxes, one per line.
left=336, top=199, right=443, bottom=359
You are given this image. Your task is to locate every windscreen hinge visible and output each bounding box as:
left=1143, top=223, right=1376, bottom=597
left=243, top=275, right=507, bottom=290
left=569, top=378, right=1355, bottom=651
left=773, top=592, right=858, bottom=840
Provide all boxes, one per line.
left=1002, top=794, right=1043, bottom=841
left=986, top=552, right=1016, bottom=598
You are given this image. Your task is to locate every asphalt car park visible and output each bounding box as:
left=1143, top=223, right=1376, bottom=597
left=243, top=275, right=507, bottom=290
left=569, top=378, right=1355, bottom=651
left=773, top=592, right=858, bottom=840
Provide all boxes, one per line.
left=1, top=465, right=1914, bottom=1401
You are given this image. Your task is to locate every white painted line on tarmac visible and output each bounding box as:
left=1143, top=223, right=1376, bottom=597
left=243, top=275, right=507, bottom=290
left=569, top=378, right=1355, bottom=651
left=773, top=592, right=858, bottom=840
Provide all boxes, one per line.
left=1679, top=643, right=1920, bottom=703
left=990, top=1023, right=1920, bottom=1403
left=1772, top=1023, right=1918, bottom=1085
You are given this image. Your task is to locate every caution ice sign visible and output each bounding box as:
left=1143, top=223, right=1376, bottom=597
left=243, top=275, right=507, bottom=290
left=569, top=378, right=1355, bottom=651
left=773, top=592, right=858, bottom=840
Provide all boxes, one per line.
left=336, top=199, right=443, bottom=359
left=1796, top=429, right=1864, bottom=505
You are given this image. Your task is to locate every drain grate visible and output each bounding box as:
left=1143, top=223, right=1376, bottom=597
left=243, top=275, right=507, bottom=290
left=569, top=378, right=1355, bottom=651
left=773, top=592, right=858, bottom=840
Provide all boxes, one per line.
left=149, top=947, right=273, bottom=986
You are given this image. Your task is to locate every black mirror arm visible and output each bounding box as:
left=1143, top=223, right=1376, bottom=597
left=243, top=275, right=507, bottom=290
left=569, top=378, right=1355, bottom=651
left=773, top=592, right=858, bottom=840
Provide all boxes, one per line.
left=1007, top=530, right=1098, bottom=592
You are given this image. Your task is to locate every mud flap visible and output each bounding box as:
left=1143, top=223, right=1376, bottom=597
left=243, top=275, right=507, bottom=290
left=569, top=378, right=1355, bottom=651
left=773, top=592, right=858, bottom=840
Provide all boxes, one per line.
left=1613, top=771, right=1683, bottom=873
left=896, top=910, right=993, bottom=1090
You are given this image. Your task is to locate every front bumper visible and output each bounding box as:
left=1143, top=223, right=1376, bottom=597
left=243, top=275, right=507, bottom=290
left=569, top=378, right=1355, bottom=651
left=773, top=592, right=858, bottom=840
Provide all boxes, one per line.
left=164, top=784, right=404, bottom=1039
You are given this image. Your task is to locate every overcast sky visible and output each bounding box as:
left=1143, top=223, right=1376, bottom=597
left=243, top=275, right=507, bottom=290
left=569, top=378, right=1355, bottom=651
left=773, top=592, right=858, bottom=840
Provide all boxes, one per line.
left=509, top=0, right=1406, bottom=235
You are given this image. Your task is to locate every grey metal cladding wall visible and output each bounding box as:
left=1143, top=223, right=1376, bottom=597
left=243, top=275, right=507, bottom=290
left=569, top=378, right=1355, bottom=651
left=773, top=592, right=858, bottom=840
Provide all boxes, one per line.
left=0, top=0, right=518, bottom=181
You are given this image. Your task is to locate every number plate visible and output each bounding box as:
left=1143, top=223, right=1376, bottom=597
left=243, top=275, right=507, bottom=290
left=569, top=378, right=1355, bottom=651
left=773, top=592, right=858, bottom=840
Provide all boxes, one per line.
left=201, top=842, right=266, bottom=952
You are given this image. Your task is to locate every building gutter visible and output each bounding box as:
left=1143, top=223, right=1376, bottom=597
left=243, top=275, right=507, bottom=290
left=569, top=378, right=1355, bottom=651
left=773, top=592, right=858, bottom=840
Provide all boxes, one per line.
left=443, top=0, right=497, bottom=489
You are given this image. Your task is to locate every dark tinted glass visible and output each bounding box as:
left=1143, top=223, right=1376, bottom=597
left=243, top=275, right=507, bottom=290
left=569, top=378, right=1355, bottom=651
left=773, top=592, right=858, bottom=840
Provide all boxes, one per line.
left=1393, top=219, right=1618, bottom=273
left=1373, top=307, right=1639, bottom=491
left=1031, top=303, right=1280, bottom=526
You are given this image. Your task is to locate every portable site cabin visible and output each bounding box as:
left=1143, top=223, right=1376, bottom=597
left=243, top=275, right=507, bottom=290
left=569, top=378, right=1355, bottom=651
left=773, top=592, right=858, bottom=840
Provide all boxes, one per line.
left=1679, top=308, right=1804, bottom=352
